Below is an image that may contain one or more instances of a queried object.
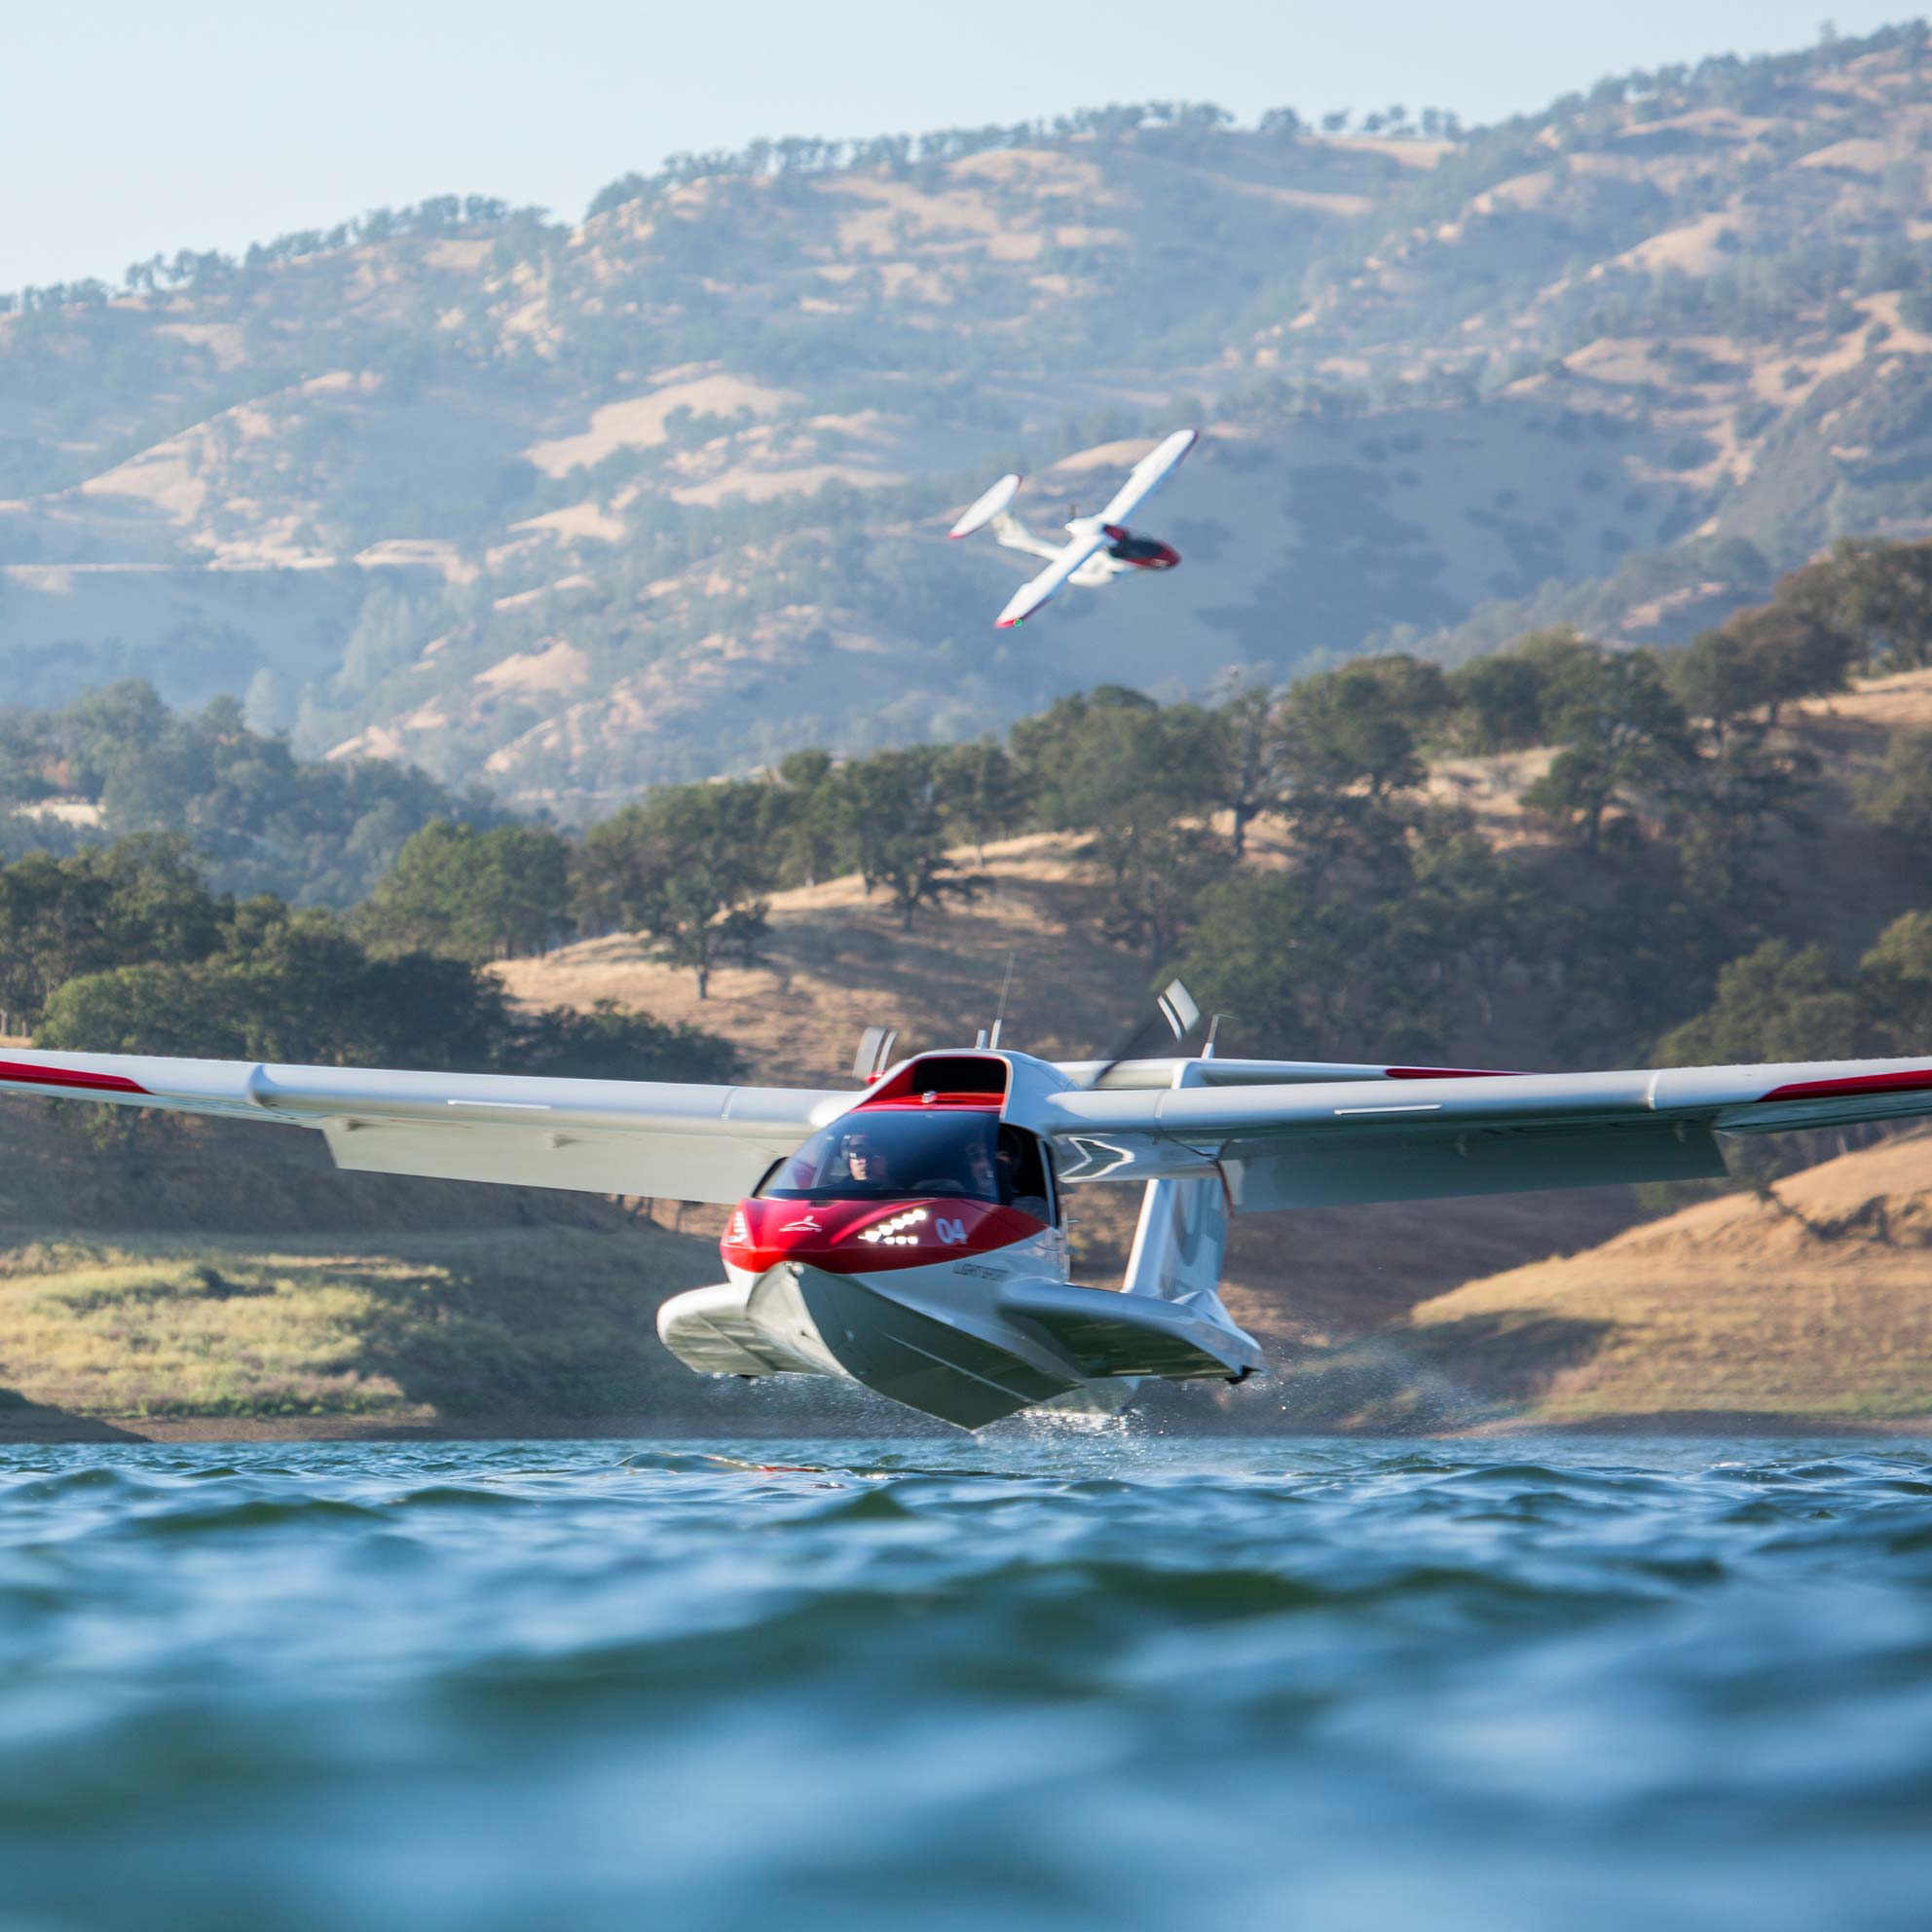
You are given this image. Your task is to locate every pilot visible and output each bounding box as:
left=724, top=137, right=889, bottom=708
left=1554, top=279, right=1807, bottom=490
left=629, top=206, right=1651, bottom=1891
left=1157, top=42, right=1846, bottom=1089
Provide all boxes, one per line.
left=841, top=1131, right=890, bottom=1190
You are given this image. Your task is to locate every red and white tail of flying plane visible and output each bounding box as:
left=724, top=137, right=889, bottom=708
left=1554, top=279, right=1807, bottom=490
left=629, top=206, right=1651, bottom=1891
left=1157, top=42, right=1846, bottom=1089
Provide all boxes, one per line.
left=949, top=427, right=1199, bottom=629
left=1, top=1033, right=1929, bottom=1429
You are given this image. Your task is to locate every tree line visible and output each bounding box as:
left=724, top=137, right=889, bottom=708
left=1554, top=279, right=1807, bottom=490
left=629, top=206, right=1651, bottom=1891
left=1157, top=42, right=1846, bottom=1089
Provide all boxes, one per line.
left=0, top=680, right=507, bottom=909
left=349, top=537, right=1932, bottom=1077
left=1174, top=537, right=1932, bottom=1067
left=11, top=534, right=1932, bottom=1086
left=0, top=835, right=734, bottom=1087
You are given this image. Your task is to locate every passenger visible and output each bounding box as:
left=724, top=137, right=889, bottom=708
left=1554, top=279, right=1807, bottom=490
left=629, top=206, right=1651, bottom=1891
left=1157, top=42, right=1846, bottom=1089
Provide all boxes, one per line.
left=965, top=1137, right=999, bottom=1202
left=995, top=1134, right=1052, bottom=1223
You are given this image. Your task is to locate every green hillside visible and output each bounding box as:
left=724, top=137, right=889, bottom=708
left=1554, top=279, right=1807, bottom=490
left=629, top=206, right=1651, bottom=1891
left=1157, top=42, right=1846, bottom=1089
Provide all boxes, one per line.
left=4, top=26, right=1932, bottom=812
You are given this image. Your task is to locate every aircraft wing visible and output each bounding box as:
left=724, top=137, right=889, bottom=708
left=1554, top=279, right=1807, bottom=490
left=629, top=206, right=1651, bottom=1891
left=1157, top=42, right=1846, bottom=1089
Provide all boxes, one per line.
left=1095, top=428, right=1199, bottom=528
left=0, top=1049, right=849, bottom=1205
left=1038, top=1057, right=1932, bottom=1209
left=995, top=526, right=1112, bottom=629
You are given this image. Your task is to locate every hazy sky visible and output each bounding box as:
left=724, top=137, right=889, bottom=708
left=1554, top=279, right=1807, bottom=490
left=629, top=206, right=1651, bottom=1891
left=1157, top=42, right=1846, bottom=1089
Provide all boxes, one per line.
left=2, top=2, right=1914, bottom=291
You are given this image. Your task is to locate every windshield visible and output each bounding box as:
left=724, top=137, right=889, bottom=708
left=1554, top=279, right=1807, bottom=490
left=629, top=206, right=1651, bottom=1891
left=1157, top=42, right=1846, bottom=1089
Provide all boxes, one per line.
left=759, top=1112, right=1001, bottom=1203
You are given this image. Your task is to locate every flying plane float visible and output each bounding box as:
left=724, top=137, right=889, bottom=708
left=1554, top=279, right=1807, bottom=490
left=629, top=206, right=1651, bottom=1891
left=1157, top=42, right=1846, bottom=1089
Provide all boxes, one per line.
left=950, top=428, right=1199, bottom=629
left=1, top=1000, right=1929, bottom=1430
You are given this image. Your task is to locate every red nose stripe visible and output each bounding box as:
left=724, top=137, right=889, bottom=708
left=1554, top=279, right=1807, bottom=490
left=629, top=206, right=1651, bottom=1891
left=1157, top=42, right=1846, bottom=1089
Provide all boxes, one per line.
left=722, top=1195, right=1044, bottom=1276
left=0, top=1058, right=148, bottom=1096
left=1760, top=1068, right=1932, bottom=1103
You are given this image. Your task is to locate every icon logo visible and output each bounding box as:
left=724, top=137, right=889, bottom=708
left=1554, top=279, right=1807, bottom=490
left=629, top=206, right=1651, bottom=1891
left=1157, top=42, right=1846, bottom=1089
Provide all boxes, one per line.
left=935, top=1216, right=967, bottom=1246
left=778, top=1214, right=823, bottom=1235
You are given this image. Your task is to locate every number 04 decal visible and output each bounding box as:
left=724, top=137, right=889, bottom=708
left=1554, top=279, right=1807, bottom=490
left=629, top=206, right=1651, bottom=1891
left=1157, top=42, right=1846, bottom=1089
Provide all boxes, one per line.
left=935, top=1216, right=967, bottom=1245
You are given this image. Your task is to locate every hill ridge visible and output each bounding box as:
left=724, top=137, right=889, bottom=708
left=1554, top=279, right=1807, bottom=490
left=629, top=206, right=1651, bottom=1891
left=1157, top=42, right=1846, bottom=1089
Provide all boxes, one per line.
left=5, top=25, right=1932, bottom=805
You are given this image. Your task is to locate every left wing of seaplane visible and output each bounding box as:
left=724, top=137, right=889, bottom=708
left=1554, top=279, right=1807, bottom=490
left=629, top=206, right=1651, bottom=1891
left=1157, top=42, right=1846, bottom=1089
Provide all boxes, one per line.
left=0, top=1050, right=851, bottom=1204
left=1039, top=1055, right=1932, bottom=1208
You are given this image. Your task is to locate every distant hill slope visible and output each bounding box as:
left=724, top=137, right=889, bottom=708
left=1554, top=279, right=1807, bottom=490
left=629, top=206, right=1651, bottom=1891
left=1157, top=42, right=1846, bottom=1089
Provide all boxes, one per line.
left=4, top=27, right=1932, bottom=808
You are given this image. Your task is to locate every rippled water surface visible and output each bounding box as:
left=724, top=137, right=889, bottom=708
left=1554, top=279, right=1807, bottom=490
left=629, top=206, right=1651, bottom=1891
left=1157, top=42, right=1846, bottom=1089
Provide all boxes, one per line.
left=5, top=1433, right=1932, bottom=1929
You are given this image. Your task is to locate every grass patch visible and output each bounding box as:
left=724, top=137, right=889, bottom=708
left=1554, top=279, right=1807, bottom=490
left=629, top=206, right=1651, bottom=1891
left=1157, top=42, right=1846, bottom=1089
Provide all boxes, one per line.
left=0, top=1226, right=721, bottom=1422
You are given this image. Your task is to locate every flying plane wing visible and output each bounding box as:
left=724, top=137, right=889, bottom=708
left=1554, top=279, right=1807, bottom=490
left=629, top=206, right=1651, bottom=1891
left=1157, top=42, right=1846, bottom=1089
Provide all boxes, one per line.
left=1095, top=428, right=1199, bottom=528
left=1038, top=1057, right=1932, bottom=1209
left=0, top=1050, right=849, bottom=1204
left=995, top=525, right=1112, bottom=629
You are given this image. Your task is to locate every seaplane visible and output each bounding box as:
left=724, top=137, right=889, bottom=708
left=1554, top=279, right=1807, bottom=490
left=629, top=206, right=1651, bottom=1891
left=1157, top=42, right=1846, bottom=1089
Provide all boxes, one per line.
left=950, top=427, right=1199, bottom=629
left=1, top=995, right=1930, bottom=1430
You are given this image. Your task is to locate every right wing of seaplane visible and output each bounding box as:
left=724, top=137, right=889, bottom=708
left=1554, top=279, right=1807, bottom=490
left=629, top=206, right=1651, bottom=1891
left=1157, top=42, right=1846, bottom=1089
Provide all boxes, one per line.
left=1039, top=1055, right=1932, bottom=1208
left=950, top=428, right=1200, bottom=629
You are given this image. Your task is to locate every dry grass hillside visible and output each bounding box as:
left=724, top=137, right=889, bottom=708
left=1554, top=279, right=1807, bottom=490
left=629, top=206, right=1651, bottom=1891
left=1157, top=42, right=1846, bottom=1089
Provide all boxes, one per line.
left=0, top=1092, right=746, bottom=1438
left=500, top=832, right=1150, bottom=1086
left=1289, top=1129, right=1932, bottom=1432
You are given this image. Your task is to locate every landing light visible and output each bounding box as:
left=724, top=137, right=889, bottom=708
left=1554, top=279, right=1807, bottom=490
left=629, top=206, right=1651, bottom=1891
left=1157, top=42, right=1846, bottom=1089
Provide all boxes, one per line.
left=857, top=1208, right=929, bottom=1247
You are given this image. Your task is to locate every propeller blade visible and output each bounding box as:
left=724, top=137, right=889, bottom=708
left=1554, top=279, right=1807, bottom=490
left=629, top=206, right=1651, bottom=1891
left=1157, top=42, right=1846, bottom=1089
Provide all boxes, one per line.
left=1089, top=980, right=1201, bottom=1085
left=851, top=1025, right=899, bottom=1082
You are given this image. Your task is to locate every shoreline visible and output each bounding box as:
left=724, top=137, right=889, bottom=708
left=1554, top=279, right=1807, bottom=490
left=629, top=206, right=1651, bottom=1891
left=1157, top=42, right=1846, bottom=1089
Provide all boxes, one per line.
left=3, top=1410, right=1930, bottom=1446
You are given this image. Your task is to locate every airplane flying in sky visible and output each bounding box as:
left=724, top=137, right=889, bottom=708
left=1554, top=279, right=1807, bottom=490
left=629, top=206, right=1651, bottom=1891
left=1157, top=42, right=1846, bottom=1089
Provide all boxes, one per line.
left=1, top=1022, right=1929, bottom=1429
left=949, top=427, right=1199, bottom=629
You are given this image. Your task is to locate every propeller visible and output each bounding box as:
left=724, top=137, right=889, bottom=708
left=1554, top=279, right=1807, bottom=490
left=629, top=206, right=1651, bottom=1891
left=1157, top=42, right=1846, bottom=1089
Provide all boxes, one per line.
left=1087, top=979, right=1201, bottom=1086
left=850, top=1025, right=899, bottom=1083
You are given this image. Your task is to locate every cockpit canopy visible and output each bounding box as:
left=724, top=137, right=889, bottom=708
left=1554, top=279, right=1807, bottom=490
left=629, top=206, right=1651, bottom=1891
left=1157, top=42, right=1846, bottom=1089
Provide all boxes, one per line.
left=757, top=1110, right=1054, bottom=1218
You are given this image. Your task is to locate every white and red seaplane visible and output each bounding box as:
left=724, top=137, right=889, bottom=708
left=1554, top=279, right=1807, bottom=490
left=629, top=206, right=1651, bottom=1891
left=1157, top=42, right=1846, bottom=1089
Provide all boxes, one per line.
left=950, top=428, right=1199, bottom=629
left=1, top=1008, right=1930, bottom=1429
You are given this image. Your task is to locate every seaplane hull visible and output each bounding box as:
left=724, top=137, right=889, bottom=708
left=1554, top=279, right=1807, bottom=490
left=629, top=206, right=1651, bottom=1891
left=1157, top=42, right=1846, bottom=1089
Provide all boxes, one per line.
left=660, top=1214, right=1260, bottom=1430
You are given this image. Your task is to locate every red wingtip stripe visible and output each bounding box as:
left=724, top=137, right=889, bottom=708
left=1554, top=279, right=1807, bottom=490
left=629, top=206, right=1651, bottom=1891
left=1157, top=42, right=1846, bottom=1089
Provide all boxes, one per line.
left=0, top=1058, right=149, bottom=1096
left=1384, top=1065, right=1519, bottom=1080
left=1760, top=1068, right=1932, bottom=1103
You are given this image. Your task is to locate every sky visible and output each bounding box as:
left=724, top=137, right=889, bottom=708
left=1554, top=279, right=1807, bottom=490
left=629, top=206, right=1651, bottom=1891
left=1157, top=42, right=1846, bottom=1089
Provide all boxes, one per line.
left=1, top=1, right=1916, bottom=292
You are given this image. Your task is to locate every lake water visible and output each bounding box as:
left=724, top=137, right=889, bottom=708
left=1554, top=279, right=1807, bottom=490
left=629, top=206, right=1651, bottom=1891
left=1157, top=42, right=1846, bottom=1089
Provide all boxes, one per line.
left=3, top=1431, right=1931, bottom=1930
